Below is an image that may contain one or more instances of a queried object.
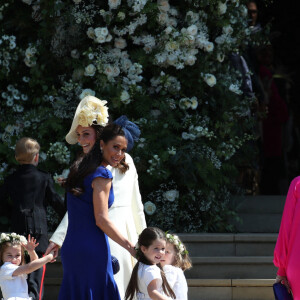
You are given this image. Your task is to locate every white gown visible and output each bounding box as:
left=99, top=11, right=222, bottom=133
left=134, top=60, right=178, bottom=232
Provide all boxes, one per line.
left=49, top=153, right=147, bottom=298
left=0, top=262, right=31, bottom=300
left=163, top=265, right=188, bottom=300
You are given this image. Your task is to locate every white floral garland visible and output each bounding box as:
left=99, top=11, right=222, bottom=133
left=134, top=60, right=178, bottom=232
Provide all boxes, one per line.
left=166, top=233, right=187, bottom=255
left=0, top=232, right=27, bottom=245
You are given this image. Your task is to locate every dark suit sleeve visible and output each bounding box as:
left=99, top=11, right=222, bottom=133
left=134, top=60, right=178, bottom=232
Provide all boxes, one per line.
left=45, top=175, right=66, bottom=218
left=0, top=177, right=10, bottom=202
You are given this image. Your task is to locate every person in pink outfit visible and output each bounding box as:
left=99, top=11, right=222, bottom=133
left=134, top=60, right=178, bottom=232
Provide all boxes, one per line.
left=274, top=176, right=300, bottom=299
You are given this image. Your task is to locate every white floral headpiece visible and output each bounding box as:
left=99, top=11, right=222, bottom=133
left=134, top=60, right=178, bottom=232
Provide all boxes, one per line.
left=166, top=233, right=188, bottom=256
left=65, top=95, right=109, bottom=144
left=0, top=232, right=27, bottom=245
left=77, top=99, right=109, bottom=127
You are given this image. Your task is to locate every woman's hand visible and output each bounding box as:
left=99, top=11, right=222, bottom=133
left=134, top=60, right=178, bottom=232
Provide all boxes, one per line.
left=44, top=242, right=59, bottom=262
left=128, top=242, right=137, bottom=257
left=275, top=275, right=292, bottom=294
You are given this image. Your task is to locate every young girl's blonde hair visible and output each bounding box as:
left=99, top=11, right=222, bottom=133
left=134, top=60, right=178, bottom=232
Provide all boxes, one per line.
left=166, top=233, right=192, bottom=271
left=0, top=233, right=26, bottom=267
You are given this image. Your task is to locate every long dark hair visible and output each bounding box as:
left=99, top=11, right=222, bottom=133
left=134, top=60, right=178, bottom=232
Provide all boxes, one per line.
left=125, top=227, right=176, bottom=300
left=65, top=123, right=128, bottom=195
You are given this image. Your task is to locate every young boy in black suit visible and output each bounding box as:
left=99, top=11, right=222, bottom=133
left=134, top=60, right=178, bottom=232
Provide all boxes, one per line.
left=0, top=137, right=66, bottom=299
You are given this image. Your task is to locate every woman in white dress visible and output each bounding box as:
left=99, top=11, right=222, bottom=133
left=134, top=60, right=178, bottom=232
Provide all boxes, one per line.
left=45, top=96, right=147, bottom=298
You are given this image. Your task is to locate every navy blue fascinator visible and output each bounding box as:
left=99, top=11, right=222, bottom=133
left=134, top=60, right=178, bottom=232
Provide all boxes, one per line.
left=114, top=115, right=141, bottom=152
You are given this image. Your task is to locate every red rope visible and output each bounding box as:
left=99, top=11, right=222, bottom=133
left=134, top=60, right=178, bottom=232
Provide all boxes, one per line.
left=39, top=258, right=46, bottom=300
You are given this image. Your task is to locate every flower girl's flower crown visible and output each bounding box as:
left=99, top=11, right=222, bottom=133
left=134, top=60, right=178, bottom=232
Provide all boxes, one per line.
left=0, top=232, right=27, bottom=245
left=166, top=233, right=188, bottom=256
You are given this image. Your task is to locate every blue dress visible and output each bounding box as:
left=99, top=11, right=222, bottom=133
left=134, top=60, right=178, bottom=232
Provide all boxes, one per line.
left=58, top=166, right=120, bottom=300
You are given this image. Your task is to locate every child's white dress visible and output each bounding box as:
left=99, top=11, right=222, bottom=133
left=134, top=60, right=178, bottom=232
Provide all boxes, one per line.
left=163, top=265, right=188, bottom=300
left=137, top=263, right=170, bottom=300
left=0, top=262, right=31, bottom=300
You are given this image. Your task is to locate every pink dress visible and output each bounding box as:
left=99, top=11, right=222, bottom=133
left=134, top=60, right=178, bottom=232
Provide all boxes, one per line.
left=274, top=176, right=300, bottom=299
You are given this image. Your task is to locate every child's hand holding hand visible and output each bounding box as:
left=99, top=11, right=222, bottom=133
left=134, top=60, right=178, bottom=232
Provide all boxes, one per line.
left=22, top=234, right=39, bottom=253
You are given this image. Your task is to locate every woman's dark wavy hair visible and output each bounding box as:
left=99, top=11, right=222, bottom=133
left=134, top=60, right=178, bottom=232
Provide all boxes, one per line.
left=65, top=123, right=128, bottom=195
left=125, top=227, right=176, bottom=300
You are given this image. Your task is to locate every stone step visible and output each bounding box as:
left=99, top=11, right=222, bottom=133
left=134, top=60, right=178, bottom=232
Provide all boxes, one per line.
left=185, top=256, right=277, bottom=279
left=229, top=195, right=286, bottom=233
left=178, top=233, right=277, bottom=256
left=232, top=195, right=286, bottom=214
left=187, top=279, right=275, bottom=300
left=42, top=278, right=275, bottom=300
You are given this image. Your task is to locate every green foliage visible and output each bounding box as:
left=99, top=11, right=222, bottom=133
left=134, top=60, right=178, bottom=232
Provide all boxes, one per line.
left=0, top=0, right=268, bottom=232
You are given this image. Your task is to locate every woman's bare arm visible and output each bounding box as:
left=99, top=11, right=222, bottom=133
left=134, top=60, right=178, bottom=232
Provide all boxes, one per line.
left=92, top=177, right=136, bottom=257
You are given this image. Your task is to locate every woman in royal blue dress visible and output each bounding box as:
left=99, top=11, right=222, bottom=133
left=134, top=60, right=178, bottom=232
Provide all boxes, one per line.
left=58, top=115, right=137, bottom=299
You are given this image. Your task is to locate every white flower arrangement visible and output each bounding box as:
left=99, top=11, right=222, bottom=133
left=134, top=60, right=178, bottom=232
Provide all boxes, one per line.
left=144, top=201, right=156, bottom=215
left=164, top=190, right=179, bottom=202
left=0, top=232, right=27, bottom=245
left=47, top=142, right=70, bottom=165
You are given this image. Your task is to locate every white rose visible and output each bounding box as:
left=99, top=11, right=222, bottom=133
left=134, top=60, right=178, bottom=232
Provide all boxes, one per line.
left=114, top=38, right=127, bottom=49
left=144, top=201, right=157, bottom=215
left=11, top=233, right=17, bottom=237
left=25, top=47, right=36, bottom=59
left=94, top=27, right=103, bottom=37
left=120, top=90, right=131, bottom=104
left=190, top=97, right=198, bottom=109
left=96, top=34, right=106, bottom=44
left=187, top=25, right=198, bottom=36
left=157, top=0, right=170, bottom=12
left=71, top=49, right=80, bottom=59
left=165, top=26, right=173, bottom=35
left=165, top=41, right=179, bottom=52
left=218, top=2, right=227, bottom=14
left=86, top=27, right=95, bottom=39
left=105, top=34, right=113, bottom=42
left=112, top=65, right=120, bottom=77
left=103, top=65, right=114, bottom=77
left=223, top=25, right=233, bottom=35
left=204, top=73, right=217, bottom=87
left=164, top=190, right=179, bottom=202
left=100, top=27, right=109, bottom=36
left=204, top=41, right=214, bottom=52
left=84, top=64, right=96, bottom=77
left=108, top=0, right=121, bottom=9
left=158, top=12, right=169, bottom=25
left=79, top=88, right=95, bottom=99
left=182, top=132, right=190, bottom=140
left=185, top=55, right=196, bottom=66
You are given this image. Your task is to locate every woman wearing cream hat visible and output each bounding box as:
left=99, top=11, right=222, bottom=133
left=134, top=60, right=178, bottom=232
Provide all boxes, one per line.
left=46, top=95, right=146, bottom=298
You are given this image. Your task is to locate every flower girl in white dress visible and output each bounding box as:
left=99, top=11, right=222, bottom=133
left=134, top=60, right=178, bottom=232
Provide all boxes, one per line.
left=160, top=234, right=192, bottom=300
left=125, top=227, right=175, bottom=300
left=0, top=233, right=54, bottom=300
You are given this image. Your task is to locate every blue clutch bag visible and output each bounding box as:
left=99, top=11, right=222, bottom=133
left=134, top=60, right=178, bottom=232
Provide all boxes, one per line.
left=111, top=255, right=120, bottom=275
left=273, top=282, right=293, bottom=300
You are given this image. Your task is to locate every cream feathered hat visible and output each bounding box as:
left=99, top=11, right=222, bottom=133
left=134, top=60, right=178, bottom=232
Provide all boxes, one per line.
left=65, top=95, right=109, bottom=144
